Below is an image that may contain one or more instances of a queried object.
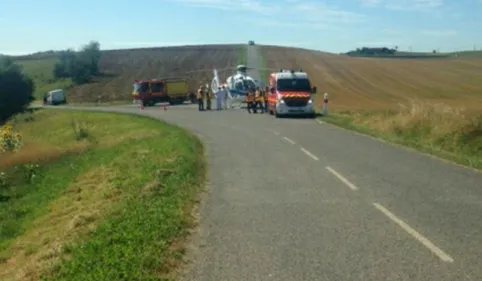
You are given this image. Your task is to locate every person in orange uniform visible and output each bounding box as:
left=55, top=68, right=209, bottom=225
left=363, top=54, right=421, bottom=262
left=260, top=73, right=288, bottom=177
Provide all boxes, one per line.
left=263, top=87, right=268, bottom=113
left=196, top=86, right=204, bottom=111
left=205, top=87, right=212, bottom=110
left=254, top=86, right=264, bottom=113
left=246, top=88, right=255, bottom=113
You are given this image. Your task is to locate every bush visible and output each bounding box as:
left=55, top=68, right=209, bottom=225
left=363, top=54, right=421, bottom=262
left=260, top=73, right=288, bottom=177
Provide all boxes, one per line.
left=0, top=172, right=7, bottom=190
left=0, top=58, right=35, bottom=123
left=0, top=125, right=23, bottom=153
left=18, top=163, right=40, bottom=183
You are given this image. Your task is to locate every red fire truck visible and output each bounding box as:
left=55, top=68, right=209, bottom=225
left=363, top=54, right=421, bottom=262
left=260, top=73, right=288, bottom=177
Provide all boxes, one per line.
left=132, top=78, right=196, bottom=106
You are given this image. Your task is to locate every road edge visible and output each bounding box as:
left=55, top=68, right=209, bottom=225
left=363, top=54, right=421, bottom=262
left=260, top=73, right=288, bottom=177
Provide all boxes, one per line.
left=316, top=115, right=482, bottom=174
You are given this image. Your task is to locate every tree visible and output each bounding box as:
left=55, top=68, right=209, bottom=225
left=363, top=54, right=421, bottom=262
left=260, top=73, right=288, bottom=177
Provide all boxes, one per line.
left=0, top=58, right=35, bottom=123
left=70, top=57, right=92, bottom=84
left=80, top=41, right=101, bottom=75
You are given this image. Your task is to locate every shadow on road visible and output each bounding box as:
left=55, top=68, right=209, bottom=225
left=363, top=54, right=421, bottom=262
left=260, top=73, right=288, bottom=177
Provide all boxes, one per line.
left=275, top=112, right=323, bottom=119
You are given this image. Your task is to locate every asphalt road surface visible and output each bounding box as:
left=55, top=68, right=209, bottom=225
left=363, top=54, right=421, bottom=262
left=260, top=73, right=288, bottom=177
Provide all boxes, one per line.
left=44, top=45, right=482, bottom=280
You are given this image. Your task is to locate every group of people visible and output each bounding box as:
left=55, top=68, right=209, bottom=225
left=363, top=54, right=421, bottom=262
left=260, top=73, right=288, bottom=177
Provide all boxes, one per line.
left=245, top=86, right=268, bottom=114
left=195, top=84, right=269, bottom=114
left=195, top=85, right=229, bottom=111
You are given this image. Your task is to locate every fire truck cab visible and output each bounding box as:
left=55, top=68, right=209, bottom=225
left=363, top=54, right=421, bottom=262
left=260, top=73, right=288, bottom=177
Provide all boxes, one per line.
left=266, top=69, right=317, bottom=118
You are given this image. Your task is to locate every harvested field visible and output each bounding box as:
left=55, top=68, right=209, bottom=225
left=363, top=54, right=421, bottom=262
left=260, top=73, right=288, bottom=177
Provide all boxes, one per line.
left=260, top=45, right=482, bottom=111
left=68, top=44, right=240, bottom=103
left=17, top=44, right=241, bottom=103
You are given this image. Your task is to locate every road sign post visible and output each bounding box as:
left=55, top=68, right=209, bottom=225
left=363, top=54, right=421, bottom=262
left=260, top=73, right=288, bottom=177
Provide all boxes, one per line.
left=322, top=93, right=329, bottom=116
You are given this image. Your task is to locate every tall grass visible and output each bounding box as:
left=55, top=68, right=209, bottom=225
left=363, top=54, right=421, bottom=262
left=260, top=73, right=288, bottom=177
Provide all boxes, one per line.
left=329, top=100, right=482, bottom=168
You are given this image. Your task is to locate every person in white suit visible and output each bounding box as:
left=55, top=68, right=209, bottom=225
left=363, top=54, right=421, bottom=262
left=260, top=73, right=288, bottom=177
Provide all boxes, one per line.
left=221, top=85, right=229, bottom=109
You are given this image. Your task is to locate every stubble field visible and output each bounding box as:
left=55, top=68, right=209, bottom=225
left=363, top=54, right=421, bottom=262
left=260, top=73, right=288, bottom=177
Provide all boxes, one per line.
left=260, top=45, right=482, bottom=111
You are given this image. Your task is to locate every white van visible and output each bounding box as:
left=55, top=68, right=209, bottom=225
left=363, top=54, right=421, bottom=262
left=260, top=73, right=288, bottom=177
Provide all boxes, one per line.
left=46, top=89, right=67, bottom=105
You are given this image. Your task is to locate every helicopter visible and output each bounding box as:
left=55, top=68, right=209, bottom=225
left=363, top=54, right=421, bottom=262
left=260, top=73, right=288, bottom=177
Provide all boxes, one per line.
left=174, top=64, right=270, bottom=107
left=209, top=64, right=272, bottom=108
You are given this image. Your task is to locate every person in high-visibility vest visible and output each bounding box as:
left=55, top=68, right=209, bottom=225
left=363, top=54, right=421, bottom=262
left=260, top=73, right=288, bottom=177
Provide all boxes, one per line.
left=205, top=87, right=212, bottom=110
left=254, top=87, right=264, bottom=113
left=246, top=88, right=255, bottom=113
left=196, top=86, right=204, bottom=111
left=262, top=88, right=268, bottom=113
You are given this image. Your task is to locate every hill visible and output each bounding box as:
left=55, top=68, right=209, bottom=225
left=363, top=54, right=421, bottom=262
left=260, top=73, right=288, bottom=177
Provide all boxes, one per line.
left=13, top=44, right=242, bottom=103
left=260, top=45, right=482, bottom=111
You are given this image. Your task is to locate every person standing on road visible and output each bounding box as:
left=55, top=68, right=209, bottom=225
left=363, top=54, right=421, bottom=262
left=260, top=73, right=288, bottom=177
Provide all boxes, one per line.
left=254, top=87, right=264, bottom=113
left=206, top=87, right=212, bottom=110
left=262, top=87, right=268, bottom=113
left=246, top=88, right=255, bottom=114
left=222, top=85, right=229, bottom=109
left=43, top=93, right=48, bottom=106
left=216, top=86, right=222, bottom=110
left=196, top=86, right=204, bottom=111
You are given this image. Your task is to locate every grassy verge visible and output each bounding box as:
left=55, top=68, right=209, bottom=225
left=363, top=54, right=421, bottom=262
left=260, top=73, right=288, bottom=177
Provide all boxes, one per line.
left=319, top=100, right=482, bottom=170
left=0, top=109, right=205, bottom=281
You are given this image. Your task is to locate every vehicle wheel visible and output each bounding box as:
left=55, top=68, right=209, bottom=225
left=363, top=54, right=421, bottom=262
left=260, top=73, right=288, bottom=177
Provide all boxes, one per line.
left=275, top=111, right=280, bottom=118
left=147, top=100, right=155, bottom=106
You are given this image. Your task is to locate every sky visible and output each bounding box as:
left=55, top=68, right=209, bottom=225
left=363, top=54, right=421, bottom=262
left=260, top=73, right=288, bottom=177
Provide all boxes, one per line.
left=0, top=0, right=481, bottom=55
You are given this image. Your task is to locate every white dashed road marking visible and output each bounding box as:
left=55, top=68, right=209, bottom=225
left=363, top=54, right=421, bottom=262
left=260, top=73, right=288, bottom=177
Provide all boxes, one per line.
left=325, top=166, right=359, bottom=191
left=373, top=202, right=454, bottom=263
left=300, top=147, right=319, bottom=161
left=282, top=136, right=296, bottom=145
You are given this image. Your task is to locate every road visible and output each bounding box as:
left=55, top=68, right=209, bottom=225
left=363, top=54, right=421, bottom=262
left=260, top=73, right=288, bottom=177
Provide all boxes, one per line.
left=47, top=45, right=482, bottom=280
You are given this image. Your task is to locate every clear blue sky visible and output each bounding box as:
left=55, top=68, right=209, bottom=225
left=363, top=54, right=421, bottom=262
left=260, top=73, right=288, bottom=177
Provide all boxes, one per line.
left=1, top=0, right=481, bottom=55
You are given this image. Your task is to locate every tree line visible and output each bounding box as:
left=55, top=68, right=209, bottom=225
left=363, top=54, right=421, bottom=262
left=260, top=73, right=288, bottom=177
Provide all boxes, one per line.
left=53, top=41, right=101, bottom=84
left=0, top=41, right=101, bottom=123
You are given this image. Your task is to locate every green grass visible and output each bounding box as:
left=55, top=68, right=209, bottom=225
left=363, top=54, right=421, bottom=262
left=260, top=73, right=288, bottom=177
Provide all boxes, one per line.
left=17, top=59, right=72, bottom=100
left=319, top=102, right=482, bottom=170
left=0, top=109, right=205, bottom=281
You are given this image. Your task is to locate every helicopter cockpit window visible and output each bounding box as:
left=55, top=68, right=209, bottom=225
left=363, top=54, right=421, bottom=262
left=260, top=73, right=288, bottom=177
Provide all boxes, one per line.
left=244, top=79, right=256, bottom=90
left=235, top=81, right=244, bottom=90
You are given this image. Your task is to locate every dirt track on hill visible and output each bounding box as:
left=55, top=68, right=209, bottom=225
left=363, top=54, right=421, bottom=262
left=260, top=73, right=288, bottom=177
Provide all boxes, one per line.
left=67, top=45, right=240, bottom=103
left=260, top=46, right=482, bottom=111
